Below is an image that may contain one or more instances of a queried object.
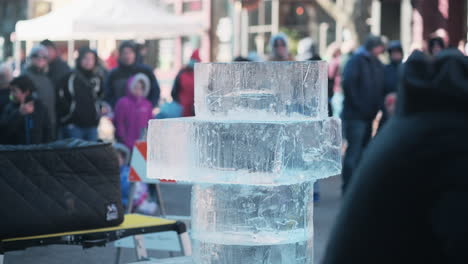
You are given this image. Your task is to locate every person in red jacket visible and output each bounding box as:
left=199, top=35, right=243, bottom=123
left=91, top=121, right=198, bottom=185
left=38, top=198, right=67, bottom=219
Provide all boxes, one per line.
left=171, top=50, right=201, bottom=117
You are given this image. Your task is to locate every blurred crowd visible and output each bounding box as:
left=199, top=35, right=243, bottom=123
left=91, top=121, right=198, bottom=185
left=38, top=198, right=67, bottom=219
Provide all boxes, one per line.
left=0, top=32, right=466, bottom=212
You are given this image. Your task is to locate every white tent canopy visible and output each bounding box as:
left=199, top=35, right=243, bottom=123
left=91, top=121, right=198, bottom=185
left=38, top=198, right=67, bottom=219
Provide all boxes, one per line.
left=15, top=0, right=205, bottom=41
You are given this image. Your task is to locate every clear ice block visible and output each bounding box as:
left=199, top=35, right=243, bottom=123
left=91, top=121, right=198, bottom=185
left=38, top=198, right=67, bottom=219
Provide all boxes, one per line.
left=147, top=118, right=341, bottom=185
left=191, top=182, right=314, bottom=239
left=146, top=61, right=341, bottom=263
left=194, top=62, right=328, bottom=119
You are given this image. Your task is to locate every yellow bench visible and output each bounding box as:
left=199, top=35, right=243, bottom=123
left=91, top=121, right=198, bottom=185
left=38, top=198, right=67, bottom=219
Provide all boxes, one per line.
left=0, top=214, right=191, bottom=264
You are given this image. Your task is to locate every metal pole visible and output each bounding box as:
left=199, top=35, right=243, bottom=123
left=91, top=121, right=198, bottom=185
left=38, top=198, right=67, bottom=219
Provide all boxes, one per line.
left=67, top=40, right=74, bottom=67
left=400, top=0, right=413, bottom=56
left=371, top=0, right=382, bottom=36
left=271, top=0, right=280, bottom=35
left=14, top=39, right=21, bottom=76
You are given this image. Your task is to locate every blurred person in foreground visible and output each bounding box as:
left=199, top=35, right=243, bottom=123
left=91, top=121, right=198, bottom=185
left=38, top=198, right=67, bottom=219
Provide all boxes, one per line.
left=23, top=45, right=57, bottom=138
left=0, top=75, right=51, bottom=145
left=57, top=48, right=104, bottom=141
left=0, top=65, right=13, bottom=115
left=105, top=41, right=160, bottom=107
left=40, top=39, right=71, bottom=88
left=323, top=49, right=468, bottom=264
left=269, top=33, right=294, bottom=61
left=341, top=35, right=386, bottom=193
left=171, top=49, right=201, bottom=117
left=380, top=41, right=404, bottom=126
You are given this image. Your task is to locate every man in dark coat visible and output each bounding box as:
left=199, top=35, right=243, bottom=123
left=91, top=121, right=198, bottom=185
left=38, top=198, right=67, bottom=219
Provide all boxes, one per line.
left=341, top=35, right=386, bottom=192
left=40, top=39, right=71, bottom=88
left=104, top=41, right=160, bottom=107
left=380, top=41, right=404, bottom=126
left=23, top=45, right=56, bottom=139
left=0, top=75, right=52, bottom=145
left=323, top=49, right=468, bottom=264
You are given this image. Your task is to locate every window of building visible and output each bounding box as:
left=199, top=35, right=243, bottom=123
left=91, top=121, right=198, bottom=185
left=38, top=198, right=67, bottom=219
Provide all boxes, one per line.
left=158, top=39, right=176, bottom=70
left=183, top=0, right=203, bottom=13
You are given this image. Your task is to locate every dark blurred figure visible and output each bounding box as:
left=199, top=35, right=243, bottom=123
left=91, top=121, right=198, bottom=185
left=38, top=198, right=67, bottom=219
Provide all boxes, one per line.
left=23, top=45, right=56, bottom=138
left=171, top=50, right=201, bottom=117
left=40, top=39, right=71, bottom=88
left=0, top=76, right=52, bottom=145
left=428, top=37, right=445, bottom=56
left=0, top=65, right=13, bottom=115
left=57, top=48, right=104, bottom=141
left=105, top=41, right=160, bottom=107
left=341, top=35, right=386, bottom=193
left=136, top=43, right=148, bottom=65
left=233, top=56, right=250, bottom=62
left=381, top=41, right=403, bottom=126
left=323, top=49, right=468, bottom=264
left=269, top=33, right=293, bottom=61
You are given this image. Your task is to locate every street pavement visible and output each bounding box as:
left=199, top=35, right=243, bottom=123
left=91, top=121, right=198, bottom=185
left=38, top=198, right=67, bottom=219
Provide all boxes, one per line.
left=4, top=176, right=342, bottom=264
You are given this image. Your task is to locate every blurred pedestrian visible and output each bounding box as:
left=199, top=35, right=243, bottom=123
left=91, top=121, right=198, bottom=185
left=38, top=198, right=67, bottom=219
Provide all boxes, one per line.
left=114, top=73, right=153, bottom=149
left=57, top=48, right=104, bottom=141
left=171, top=49, right=201, bottom=117
left=341, top=35, right=386, bottom=193
left=269, top=33, right=293, bottom=61
left=23, top=45, right=56, bottom=139
left=327, top=43, right=342, bottom=117
left=0, top=64, right=13, bottom=115
left=106, top=50, right=119, bottom=70
left=296, top=37, right=319, bottom=61
left=428, top=37, right=445, bottom=56
left=40, top=39, right=71, bottom=88
left=105, top=41, right=160, bottom=107
left=0, top=75, right=52, bottom=145
left=323, top=49, right=468, bottom=264
left=381, top=41, right=404, bottom=126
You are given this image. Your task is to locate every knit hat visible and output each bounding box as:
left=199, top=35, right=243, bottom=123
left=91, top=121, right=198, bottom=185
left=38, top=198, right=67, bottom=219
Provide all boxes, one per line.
left=119, top=40, right=137, bottom=54
left=191, top=49, right=201, bottom=62
left=364, top=35, right=385, bottom=51
left=29, top=45, right=48, bottom=59
left=387, top=41, right=403, bottom=54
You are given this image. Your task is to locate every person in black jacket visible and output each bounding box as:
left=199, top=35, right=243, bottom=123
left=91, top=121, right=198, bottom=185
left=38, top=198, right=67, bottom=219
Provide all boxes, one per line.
left=380, top=41, right=403, bottom=126
left=40, top=39, right=71, bottom=88
left=0, top=75, right=52, bottom=145
left=341, top=35, right=386, bottom=192
left=323, top=49, right=468, bottom=264
left=57, top=48, right=104, bottom=141
left=104, top=41, right=160, bottom=107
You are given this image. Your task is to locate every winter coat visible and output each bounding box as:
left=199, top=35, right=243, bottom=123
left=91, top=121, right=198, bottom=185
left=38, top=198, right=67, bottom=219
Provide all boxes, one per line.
left=104, top=63, right=160, bottom=107
left=383, top=61, right=402, bottom=95
left=47, top=57, right=71, bottom=88
left=323, top=50, right=468, bottom=264
left=171, top=68, right=195, bottom=117
left=57, top=69, right=103, bottom=128
left=0, top=89, right=10, bottom=115
left=0, top=100, right=52, bottom=145
left=341, top=47, right=385, bottom=121
left=23, top=66, right=56, bottom=131
left=113, top=74, right=153, bottom=149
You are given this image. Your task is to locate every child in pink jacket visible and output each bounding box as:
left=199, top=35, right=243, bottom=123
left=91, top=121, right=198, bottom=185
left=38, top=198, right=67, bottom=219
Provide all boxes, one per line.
left=114, top=73, right=153, bottom=149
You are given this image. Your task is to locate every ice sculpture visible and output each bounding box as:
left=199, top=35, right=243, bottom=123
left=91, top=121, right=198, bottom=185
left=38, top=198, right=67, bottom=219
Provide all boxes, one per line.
left=147, top=61, right=341, bottom=263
